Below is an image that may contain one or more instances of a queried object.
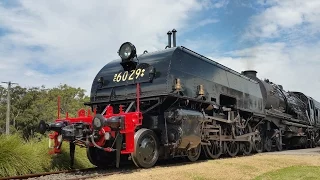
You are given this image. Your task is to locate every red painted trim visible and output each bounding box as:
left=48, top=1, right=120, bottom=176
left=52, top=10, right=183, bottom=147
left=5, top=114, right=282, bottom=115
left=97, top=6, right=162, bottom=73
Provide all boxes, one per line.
left=49, top=82, right=143, bottom=155
left=57, top=96, right=60, bottom=119
left=49, top=131, right=61, bottom=154
left=136, top=83, right=140, bottom=112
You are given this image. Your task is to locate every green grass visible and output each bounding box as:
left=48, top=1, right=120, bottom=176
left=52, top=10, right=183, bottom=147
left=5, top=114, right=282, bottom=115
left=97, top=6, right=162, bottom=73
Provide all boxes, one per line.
left=0, top=134, right=93, bottom=178
left=254, top=166, right=320, bottom=180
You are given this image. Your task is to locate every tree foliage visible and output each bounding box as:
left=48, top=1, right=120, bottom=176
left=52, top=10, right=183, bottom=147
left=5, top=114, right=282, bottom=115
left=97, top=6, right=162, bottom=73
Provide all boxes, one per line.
left=0, top=84, right=90, bottom=139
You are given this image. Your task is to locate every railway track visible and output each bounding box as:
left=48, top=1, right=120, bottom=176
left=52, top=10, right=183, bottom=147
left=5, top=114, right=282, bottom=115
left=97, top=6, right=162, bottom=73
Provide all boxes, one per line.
left=0, top=157, right=210, bottom=180
left=0, top=167, right=126, bottom=180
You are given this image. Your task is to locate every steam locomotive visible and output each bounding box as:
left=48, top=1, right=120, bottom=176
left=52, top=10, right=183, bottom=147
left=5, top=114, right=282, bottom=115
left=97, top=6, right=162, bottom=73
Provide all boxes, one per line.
left=39, top=29, right=320, bottom=168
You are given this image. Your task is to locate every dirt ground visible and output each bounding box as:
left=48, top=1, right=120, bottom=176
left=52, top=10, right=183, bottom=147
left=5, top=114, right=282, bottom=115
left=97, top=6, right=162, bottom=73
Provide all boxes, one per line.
left=91, top=149, right=320, bottom=180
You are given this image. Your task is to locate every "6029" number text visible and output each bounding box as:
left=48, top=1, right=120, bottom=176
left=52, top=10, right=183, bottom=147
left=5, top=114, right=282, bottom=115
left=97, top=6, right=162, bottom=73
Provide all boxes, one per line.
left=113, top=68, right=146, bottom=82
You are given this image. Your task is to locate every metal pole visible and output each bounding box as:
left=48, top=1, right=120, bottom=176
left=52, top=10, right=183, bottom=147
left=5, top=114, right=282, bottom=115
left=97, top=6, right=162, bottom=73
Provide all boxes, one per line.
left=6, top=82, right=10, bottom=135
left=1, top=81, right=18, bottom=135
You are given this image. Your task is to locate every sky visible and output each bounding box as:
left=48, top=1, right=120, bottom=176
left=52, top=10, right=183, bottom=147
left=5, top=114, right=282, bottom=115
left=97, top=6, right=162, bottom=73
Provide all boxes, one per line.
left=0, top=0, right=320, bottom=100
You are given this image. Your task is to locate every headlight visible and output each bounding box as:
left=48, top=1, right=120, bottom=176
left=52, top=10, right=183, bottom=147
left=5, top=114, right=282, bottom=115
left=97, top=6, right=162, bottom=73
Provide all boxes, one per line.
left=118, top=42, right=136, bottom=62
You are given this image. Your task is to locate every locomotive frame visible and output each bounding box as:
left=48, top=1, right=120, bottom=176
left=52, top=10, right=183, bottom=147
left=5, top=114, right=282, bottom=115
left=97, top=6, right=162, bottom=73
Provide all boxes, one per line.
left=39, top=29, right=320, bottom=169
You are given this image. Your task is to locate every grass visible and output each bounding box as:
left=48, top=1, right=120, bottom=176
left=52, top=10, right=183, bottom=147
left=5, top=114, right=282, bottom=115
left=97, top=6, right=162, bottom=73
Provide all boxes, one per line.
left=93, top=154, right=320, bottom=180
left=0, top=134, right=93, bottom=178
left=255, top=166, right=320, bottom=180
left=2, top=134, right=320, bottom=180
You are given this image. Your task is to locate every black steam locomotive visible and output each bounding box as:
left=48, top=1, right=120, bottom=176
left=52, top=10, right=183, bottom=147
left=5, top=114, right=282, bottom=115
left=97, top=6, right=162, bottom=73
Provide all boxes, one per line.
left=39, top=29, right=320, bottom=168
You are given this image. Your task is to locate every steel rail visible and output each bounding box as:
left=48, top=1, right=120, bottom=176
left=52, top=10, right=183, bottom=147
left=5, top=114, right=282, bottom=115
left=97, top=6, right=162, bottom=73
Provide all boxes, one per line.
left=0, top=167, right=97, bottom=180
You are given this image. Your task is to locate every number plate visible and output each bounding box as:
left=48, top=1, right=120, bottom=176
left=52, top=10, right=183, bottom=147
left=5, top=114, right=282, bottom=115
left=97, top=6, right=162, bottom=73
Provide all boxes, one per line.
left=113, top=68, right=146, bottom=83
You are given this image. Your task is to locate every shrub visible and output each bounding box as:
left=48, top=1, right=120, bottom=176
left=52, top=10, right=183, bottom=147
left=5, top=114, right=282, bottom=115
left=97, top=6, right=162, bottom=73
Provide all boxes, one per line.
left=0, top=134, right=93, bottom=178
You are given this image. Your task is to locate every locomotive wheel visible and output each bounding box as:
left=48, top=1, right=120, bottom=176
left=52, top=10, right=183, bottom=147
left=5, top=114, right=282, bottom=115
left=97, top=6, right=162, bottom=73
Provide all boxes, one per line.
left=224, top=126, right=239, bottom=157
left=302, top=136, right=308, bottom=149
left=252, top=125, right=263, bottom=153
left=312, top=139, right=316, bottom=148
left=275, top=138, right=282, bottom=151
left=308, top=132, right=316, bottom=148
left=187, top=144, right=201, bottom=162
left=311, top=138, right=316, bottom=148
left=225, top=140, right=239, bottom=157
left=275, top=134, right=283, bottom=151
left=264, top=136, right=272, bottom=152
left=241, top=125, right=253, bottom=155
left=241, top=141, right=253, bottom=155
left=204, top=140, right=223, bottom=159
left=307, top=139, right=312, bottom=148
left=86, top=146, right=116, bottom=168
left=131, top=128, right=159, bottom=168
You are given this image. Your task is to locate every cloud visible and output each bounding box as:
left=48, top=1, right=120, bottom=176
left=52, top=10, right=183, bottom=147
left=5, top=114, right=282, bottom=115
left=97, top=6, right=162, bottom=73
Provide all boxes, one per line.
left=196, top=18, right=220, bottom=27
left=209, top=41, right=320, bottom=101
left=201, top=0, right=229, bottom=9
left=244, top=0, right=320, bottom=41
left=211, top=0, right=320, bottom=101
left=0, top=0, right=210, bottom=93
left=1, top=0, right=320, bottom=105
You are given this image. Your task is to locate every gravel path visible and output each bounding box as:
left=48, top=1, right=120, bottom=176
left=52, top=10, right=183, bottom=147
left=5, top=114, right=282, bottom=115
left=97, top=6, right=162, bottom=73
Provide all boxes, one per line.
left=264, top=147, right=320, bottom=155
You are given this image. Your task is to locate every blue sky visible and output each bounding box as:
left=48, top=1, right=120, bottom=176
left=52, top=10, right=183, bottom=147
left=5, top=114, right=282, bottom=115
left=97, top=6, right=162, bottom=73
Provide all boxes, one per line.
left=180, top=0, right=260, bottom=53
left=1, top=0, right=320, bottom=100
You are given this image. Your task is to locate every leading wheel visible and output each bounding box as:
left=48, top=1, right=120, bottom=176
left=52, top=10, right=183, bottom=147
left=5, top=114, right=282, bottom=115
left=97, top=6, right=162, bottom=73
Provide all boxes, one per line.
left=86, top=146, right=116, bottom=168
left=131, top=128, right=159, bottom=168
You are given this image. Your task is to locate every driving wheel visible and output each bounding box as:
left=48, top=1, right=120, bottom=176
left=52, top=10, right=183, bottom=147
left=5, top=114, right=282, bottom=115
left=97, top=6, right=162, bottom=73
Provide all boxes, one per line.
left=252, top=125, right=263, bottom=153
left=241, top=125, right=253, bottom=155
left=204, top=140, right=223, bottom=159
left=264, top=135, right=272, bottom=152
left=224, top=126, right=239, bottom=157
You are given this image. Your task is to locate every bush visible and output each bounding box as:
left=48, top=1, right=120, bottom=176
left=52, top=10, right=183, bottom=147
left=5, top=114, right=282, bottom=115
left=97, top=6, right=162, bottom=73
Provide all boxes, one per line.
left=0, top=134, right=93, bottom=178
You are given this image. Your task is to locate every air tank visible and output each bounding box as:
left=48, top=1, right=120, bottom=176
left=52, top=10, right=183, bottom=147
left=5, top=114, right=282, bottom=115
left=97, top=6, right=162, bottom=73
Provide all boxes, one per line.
left=241, top=70, right=309, bottom=122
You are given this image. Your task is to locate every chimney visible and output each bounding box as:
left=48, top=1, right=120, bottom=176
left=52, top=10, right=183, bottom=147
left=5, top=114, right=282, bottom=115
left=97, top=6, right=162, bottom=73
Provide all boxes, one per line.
left=167, top=31, right=172, bottom=48
left=241, top=70, right=257, bottom=78
left=172, top=29, right=177, bottom=47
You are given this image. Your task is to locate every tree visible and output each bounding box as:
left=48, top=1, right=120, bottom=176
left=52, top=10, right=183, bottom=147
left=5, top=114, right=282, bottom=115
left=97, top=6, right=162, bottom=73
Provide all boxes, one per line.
left=0, top=84, right=90, bottom=139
